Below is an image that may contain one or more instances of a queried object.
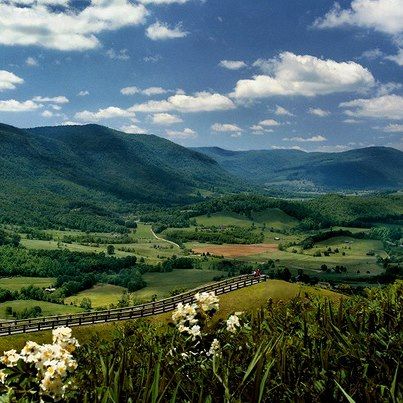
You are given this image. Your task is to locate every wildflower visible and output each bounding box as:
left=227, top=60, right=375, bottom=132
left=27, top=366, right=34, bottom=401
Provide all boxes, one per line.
left=21, top=341, right=41, bottom=363
left=188, top=325, right=201, bottom=340
left=207, top=338, right=221, bottom=357
left=194, top=292, right=219, bottom=313
left=226, top=314, right=241, bottom=333
left=0, top=369, right=7, bottom=383
left=1, top=349, right=21, bottom=367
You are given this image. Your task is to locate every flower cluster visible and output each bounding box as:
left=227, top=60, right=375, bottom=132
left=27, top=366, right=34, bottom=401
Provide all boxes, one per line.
left=172, top=291, right=219, bottom=340
left=226, top=313, right=242, bottom=333
left=194, top=291, right=219, bottom=314
left=0, top=327, right=79, bottom=401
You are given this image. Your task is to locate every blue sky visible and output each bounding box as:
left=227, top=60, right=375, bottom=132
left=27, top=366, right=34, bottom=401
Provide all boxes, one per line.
left=0, top=0, right=402, bottom=151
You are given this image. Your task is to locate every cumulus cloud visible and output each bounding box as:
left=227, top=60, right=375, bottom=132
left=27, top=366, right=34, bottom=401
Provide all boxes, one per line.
left=0, top=99, right=40, bottom=112
left=146, top=21, right=188, bottom=40
left=75, top=106, right=136, bottom=121
left=275, top=105, right=294, bottom=116
left=26, top=56, right=38, bottom=66
left=385, top=48, right=403, bottom=66
left=165, top=127, right=197, bottom=139
left=360, top=48, right=384, bottom=60
left=340, top=94, right=403, bottom=119
left=211, top=123, right=242, bottom=132
left=121, top=86, right=168, bottom=96
left=383, top=123, right=403, bottom=132
left=283, top=135, right=327, bottom=142
left=77, top=90, right=89, bottom=96
left=0, top=70, right=24, bottom=91
left=313, top=0, right=403, bottom=35
left=259, top=119, right=280, bottom=126
left=233, top=52, right=374, bottom=98
left=0, top=0, right=148, bottom=51
left=151, top=113, right=182, bottom=125
left=32, top=96, right=69, bottom=104
left=130, top=91, right=235, bottom=113
left=218, top=60, right=247, bottom=70
left=120, top=122, right=148, bottom=134
left=308, top=107, right=330, bottom=117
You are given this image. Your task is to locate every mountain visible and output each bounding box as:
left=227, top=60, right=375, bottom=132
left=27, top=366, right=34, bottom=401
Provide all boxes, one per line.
left=0, top=123, right=243, bottom=231
left=193, top=146, right=403, bottom=193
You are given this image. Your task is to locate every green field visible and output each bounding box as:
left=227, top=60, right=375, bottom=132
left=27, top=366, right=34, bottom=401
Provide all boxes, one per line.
left=195, top=208, right=299, bottom=230
left=66, top=284, right=127, bottom=308
left=0, top=300, right=84, bottom=319
left=0, top=277, right=56, bottom=291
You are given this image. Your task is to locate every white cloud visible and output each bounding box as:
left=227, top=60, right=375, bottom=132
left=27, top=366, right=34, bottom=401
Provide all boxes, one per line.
left=360, top=48, right=384, bottom=60
left=211, top=123, right=242, bottom=132
left=0, top=70, right=24, bottom=91
left=314, top=0, right=403, bottom=35
left=41, top=110, right=53, bottom=117
left=165, top=127, right=197, bottom=139
left=233, top=52, right=375, bottom=98
left=218, top=60, right=247, bottom=70
left=314, top=144, right=352, bottom=152
left=25, top=56, right=38, bottom=66
left=32, top=96, right=69, bottom=104
left=283, top=135, right=327, bottom=142
left=0, top=0, right=148, bottom=51
left=259, top=119, right=280, bottom=126
left=383, top=123, right=403, bottom=132
left=151, top=113, right=182, bottom=125
left=139, top=0, right=189, bottom=3
left=130, top=91, right=235, bottom=113
left=77, top=90, right=89, bottom=96
left=143, top=54, right=162, bottom=63
left=343, top=118, right=361, bottom=124
left=275, top=105, right=294, bottom=116
left=106, top=49, right=130, bottom=61
left=376, top=82, right=402, bottom=96
left=62, top=121, right=81, bottom=126
left=271, top=145, right=303, bottom=151
left=385, top=48, right=403, bottom=66
left=121, top=86, right=168, bottom=96
left=120, top=122, right=148, bottom=134
left=308, top=107, right=330, bottom=117
left=146, top=21, right=188, bottom=40
left=340, top=94, right=403, bottom=119
left=51, top=104, right=62, bottom=110
left=75, top=106, right=136, bottom=121
left=0, top=99, right=40, bottom=112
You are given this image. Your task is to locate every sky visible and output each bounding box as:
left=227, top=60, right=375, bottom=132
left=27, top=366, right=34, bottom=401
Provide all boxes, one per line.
left=0, top=0, right=402, bottom=151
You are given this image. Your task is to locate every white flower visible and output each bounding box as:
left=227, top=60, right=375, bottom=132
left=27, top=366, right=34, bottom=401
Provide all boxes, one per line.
left=226, top=314, right=241, bottom=333
left=194, top=292, right=219, bottom=313
left=0, top=369, right=7, bottom=383
left=188, top=325, right=201, bottom=340
left=1, top=349, right=21, bottom=367
left=207, top=338, right=221, bottom=357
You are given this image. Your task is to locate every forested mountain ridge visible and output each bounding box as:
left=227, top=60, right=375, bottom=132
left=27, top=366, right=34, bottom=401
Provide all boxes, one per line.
left=194, top=146, right=403, bottom=191
left=0, top=123, right=243, bottom=231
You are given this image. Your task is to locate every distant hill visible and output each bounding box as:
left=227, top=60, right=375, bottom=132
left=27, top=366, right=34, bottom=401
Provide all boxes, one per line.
left=0, top=123, right=243, bottom=230
left=193, top=146, right=403, bottom=192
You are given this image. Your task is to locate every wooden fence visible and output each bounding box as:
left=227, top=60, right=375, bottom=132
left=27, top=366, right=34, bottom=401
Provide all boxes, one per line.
left=0, top=275, right=267, bottom=336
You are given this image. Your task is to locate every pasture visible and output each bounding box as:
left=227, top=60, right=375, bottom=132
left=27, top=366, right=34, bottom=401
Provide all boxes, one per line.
left=0, top=277, right=55, bottom=291
left=65, top=284, right=127, bottom=308
left=191, top=242, right=278, bottom=257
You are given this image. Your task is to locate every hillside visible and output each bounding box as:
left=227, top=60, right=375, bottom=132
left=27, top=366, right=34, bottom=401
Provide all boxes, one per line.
left=0, top=123, right=243, bottom=230
left=194, top=146, right=403, bottom=192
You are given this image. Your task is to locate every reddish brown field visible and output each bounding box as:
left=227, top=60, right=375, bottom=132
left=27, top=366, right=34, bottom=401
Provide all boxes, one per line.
left=192, top=243, right=278, bottom=258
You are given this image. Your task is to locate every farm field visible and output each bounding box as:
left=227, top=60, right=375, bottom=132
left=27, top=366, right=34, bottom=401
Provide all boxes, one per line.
left=0, top=300, right=84, bottom=319
left=0, top=277, right=55, bottom=291
left=65, top=284, right=127, bottom=308
left=190, top=242, right=278, bottom=257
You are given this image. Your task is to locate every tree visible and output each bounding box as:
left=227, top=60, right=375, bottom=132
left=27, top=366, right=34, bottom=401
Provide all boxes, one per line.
left=107, top=245, right=115, bottom=255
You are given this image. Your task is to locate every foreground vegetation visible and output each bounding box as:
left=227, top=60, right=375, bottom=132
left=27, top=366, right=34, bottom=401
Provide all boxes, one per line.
left=1, top=281, right=401, bottom=401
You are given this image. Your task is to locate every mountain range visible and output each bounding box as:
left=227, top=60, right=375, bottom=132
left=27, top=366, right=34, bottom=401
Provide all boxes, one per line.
left=194, top=146, right=403, bottom=193
left=0, top=122, right=402, bottom=230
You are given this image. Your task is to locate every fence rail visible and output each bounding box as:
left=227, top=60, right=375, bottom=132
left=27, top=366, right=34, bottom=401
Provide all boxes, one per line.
left=0, top=275, right=267, bottom=336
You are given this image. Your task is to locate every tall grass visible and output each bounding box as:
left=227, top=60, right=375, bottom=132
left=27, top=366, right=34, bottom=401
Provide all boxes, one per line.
left=70, top=281, right=402, bottom=402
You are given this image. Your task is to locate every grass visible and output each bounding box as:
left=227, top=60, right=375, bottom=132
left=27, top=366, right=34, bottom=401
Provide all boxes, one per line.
left=132, top=269, right=224, bottom=301
left=0, top=280, right=344, bottom=351
left=0, top=300, right=84, bottom=320
left=65, top=284, right=127, bottom=308
left=0, top=277, right=56, bottom=291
